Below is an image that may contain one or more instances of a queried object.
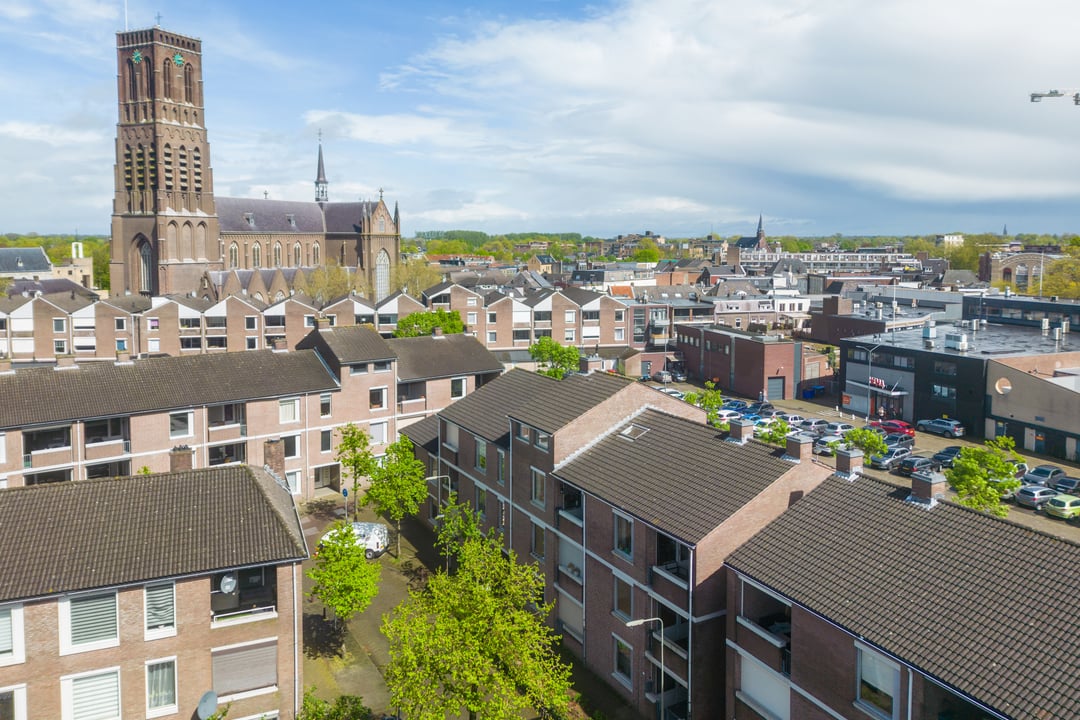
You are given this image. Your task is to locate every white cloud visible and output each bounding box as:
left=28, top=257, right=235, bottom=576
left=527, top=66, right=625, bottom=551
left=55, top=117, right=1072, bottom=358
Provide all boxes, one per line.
left=0, top=122, right=104, bottom=147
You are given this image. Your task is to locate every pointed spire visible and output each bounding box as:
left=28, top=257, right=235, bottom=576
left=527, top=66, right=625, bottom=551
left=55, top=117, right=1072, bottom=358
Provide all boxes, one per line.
left=315, top=130, right=328, bottom=204
left=756, top=213, right=764, bottom=238
left=393, top=201, right=400, bottom=231
left=1002, top=224, right=1008, bottom=237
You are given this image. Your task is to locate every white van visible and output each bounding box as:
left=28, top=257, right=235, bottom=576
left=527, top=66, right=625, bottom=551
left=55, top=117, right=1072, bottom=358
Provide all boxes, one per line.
left=318, top=521, right=389, bottom=559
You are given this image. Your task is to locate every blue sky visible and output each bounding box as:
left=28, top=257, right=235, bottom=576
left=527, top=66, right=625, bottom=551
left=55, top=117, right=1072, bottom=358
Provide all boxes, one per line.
left=4, top=0, right=1080, bottom=239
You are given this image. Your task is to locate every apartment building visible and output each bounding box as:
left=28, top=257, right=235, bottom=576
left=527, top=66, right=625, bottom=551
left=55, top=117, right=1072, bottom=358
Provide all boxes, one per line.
left=402, top=371, right=832, bottom=719
left=0, top=465, right=307, bottom=720
left=724, top=471, right=1080, bottom=719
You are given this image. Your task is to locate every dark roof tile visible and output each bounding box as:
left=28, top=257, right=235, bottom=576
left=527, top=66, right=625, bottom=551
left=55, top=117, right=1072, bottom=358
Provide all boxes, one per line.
left=386, top=334, right=504, bottom=381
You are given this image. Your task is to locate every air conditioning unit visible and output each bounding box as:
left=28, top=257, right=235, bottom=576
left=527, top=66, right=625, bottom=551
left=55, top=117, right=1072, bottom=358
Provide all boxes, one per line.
left=944, top=332, right=968, bottom=351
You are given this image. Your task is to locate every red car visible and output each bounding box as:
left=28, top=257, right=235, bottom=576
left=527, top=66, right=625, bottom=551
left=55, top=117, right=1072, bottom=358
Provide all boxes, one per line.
left=870, top=419, right=915, bottom=437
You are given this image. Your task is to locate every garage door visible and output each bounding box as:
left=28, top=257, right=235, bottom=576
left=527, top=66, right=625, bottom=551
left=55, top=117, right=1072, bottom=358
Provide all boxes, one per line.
left=767, top=376, right=785, bottom=401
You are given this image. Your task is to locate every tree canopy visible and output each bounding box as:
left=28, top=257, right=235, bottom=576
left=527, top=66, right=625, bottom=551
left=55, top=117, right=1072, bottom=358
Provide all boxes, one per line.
left=306, top=521, right=382, bottom=624
left=393, top=309, right=465, bottom=338
left=683, top=381, right=725, bottom=428
left=946, top=436, right=1023, bottom=517
left=360, top=435, right=428, bottom=556
left=296, top=688, right=373, bottom=720
left=381, top=526, right=572, bottom=720
left=528, top=336, right=580, bottom=379
left=843, top=427, right=888, bottom=457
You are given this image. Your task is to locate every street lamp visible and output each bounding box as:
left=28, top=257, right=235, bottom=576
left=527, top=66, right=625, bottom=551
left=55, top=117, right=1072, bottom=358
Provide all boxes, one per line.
left=855, top=343, right=884, bottom=422
left=625, top=617, right=665, bottom=719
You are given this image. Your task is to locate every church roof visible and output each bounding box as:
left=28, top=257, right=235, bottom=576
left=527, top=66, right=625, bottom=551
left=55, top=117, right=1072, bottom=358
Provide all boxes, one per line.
left=323, top=201, right=380, bottom=234
left=216, top=197, right=325, bottom=233
left=0, top=247, right=51, bottom=275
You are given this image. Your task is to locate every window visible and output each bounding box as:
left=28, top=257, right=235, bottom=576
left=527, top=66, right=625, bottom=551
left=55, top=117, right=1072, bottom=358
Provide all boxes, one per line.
left=476, top=439, right=487, bottom=470
left=487, top=331, right=497, bottom=343
left=582, top=310, right=600, bottom=321
left=932, top=384, right=957, bottom=400
left=370, top=422, right=388, bottom=445
left=513, top=329, right=530, bottom=342
left=531, top=468, right=546, bottom=507
left=208, top=403, right=243, bottom=428
left=0, top=604, right=24, bottom=666
left=614, top=514, right=633, bottom=559
left=857, top=645, right=899, bottom=719
left=497, top=449, right=506, bottom=485
left=179, top=337, right=201, bottom=350
left=565, top=310, right=576, bottom=323
left=934, top=360, right=957, bottom=376
left=615, top=310, right=624, bottom=322
left=179, top=317, right=201, bottom=329
left=535, top=432, right=551, bottom=452
left=530, top=521, right=545, bottom=559
left=0, top=685, right=25, bottom=720
left=320, top=393, right=332, bottom=417
left=613, top=577, right=632, bottom=619
left=350, top=363, right=368, bottom=375
left=115, top=338, right=128, bottom=352
left=534, top=311, right=551, bottom=322
left=517, top=423, right=530, bottom=442
left=146, top=659, right=177, bottom=716
left=613, top=637, right=632, bottom=684
left=212, top=639, right=277, bottom=699
left=467, top=312, right=477, bottom=325
left=245, top=337, right=257, bottom=350
left=114, top=318, right=126, bottom=332
left=245, top=316, right=257, bottom=331
left=304, top=315, right=316, bottom=328
left=321, top=429, right=332, bottom=453
left=451, top=378, right=466, bottom=399
left=476, top=488, right=487, bottom=519
left=373, top=360, right=391, bottom=372
left=53, top=318, right=66, bottom=333
left=60, top=591, right=118, bottom=654
left=488, top=312, right=497, bottom=324
left=283, top=435, right=299, bottom=458
left=206, top=336, right=226, bottom=349
left=144, top=583, right=175, bottom=639
left=564, top=328, right=575, bottom=343
left=467, top=297, right=477, bottom=306
left=369, top=387, right=387, bottom=410
left=54, top=340, right=67, bottom=355
left=285, top=470, right=301, bottom=494
left=169, top=411, right=192, bottom=439
left=62, top=668, right=120, bottom=720
left=279, top=398, right=299, bottom=423
left=614, top=327, right=625, bottom=341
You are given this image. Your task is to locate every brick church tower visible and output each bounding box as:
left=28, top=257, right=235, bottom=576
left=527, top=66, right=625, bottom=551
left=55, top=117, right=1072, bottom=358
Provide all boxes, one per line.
left=109, top=26, right=222, bottom=296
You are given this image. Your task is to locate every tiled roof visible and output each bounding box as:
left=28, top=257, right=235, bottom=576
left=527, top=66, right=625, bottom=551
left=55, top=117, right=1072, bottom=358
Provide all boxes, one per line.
left=438, top=369, right=555, bottom=444
left=560, top=286, right=604, bottom=307
left=323, top=201, right=378, bottom=234
left=216, top=197, right=326, bottom=233
left=553, top=410, right=797, bottom=544
left=0, top=465, right=307, bottom=602
left=0, top=349, right=338, bottom=429
left=0, top=247, right=51, bottom=274
left=725, top=475, right=1080, bottom=719
left=305, top=326, right=394, bottom=364
left=400, top=413, right=439, bottom=456
left=512, top=371, right=633, bottom=433
left=7, top=279, right=97, bottom=301
left=386, top=334, right=504, bottom=381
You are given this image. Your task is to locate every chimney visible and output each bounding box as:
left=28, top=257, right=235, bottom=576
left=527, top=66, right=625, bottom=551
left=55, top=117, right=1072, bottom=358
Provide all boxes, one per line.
left=908, top=470, right=947, bottom=508
left=115, top=350, right=132, bottom=364
left=54, top=355, right=76, bottom=370
left=784, top=434, right=813, bottom=462
left=315, top=316, right=331, bottom=330
left=263, top=438, right=285, bottom=479
left=835, top=447, right=862, bottom=479
left=432, top=326, right=444, bottom=337
left=727, top=417, right=755, bottom=444
left=271, top=337, right=288, bottom=352
left=0, top=356, right=11, bottom=374
left=169, top=445, right=193, bottom=473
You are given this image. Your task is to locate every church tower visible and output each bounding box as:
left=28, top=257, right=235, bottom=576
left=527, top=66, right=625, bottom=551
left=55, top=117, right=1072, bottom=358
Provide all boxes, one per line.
left=315, top=139, right=328, bottom=204
left=110, top=26, right=221, bottom=296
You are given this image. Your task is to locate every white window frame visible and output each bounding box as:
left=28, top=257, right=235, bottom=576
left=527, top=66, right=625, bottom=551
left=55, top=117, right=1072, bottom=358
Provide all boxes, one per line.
left=145, top=657, right=178, bottom=718
left=0, top=683, right=26, bottom=720
left=285, top=470, right=301, bottom=494
left=212, top=637, right=279, bottom=702
left=169, top=411, right=193, bottom=439
left=535, top=432, right=551, bottom=452
left=564, top=328, right=575, bottom=343
left=370, top=421, right=388, bottom=446
left=245, top=315, right=258, bottom=331
left=115, top=318, right=126, bottom=332
left=59, top=591, right=119, bottom=655
left=144, top=582, right=176, bottom=640
left=444, top=424, right=459, bottom=451
left=148, top=337, right=161, bottom=352
left=612, top=635, right=632, bottom=688
left=530, top=467, right=546, bottom=507
left=278, top=397, right=300, bottom=424
left=450, top=377, right=466, bottom=399
left=466, top=312, right=477, bottom=325
left=283, top=434, right=301, bottom=459
left=147, top=316, right=159, bottom=331
left=115, top=338, right=128, bottom=352
left=856, top=642, right=901, bottom=720
left=565, top=309, right=576, bottom=323
left=320, top=392, right=332, bottom=418
left=613, top=512, right=633, bottom=560
left=369, top=386, right=387, bottom=411
left=320, top=429, right=332, bottom=453
left=0, top=604, right=25, bottom=667
left=61, top=667, right=120, bottom=720
left=0, top=433, right=5, bottom=465
left=487, top=331, right=497, bottom=343
left=54, top=339, right=67, bottom=355
left=53, top=317, right=66, bottom=333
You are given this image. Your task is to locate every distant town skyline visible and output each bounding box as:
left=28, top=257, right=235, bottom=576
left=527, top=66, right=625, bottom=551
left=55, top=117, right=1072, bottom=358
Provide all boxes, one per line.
left=3, top=0, right=1080, bottom=238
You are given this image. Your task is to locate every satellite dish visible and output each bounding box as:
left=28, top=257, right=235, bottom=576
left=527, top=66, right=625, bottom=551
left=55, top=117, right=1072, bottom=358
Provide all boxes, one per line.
left=218, top=573, right=237, bottom=594
left=196, top=690, right=218, bottom=720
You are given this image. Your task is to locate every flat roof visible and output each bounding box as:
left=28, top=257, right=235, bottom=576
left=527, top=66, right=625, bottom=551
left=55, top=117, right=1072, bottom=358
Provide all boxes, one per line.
left=842, top=321, right=1080, bottom=359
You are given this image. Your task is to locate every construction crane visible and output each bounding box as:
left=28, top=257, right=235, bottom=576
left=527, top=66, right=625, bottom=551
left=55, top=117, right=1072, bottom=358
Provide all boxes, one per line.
left=1030, top=89, right=1080, bottom=104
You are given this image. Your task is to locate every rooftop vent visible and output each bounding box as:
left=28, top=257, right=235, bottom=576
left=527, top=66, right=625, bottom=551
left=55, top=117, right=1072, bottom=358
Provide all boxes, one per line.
left=620, top=424, right=649, bottom=440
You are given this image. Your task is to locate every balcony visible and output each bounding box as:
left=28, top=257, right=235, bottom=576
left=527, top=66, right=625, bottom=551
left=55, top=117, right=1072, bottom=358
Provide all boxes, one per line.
left=211, top=567, right=277, bottom=626
left=650, top=561, right=690, bottom=607
left=735, top=614, right=791, bottom=676
left=84, top=437, right=131, bottom=462
left=398, top=396, right=429, bottom=415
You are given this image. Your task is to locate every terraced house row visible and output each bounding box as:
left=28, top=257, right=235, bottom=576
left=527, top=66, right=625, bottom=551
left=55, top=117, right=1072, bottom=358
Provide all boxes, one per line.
left=402, top=370, right=1080, bottom=720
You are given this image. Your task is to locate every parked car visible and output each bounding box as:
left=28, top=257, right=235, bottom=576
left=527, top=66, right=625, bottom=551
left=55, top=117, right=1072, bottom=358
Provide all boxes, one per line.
left=932, top=446, right=963, bottom=469
left=869, top=446, right=912, bottom=470
left=740, top=413, right=762, bottom=423
left=1015, top=485, right=1058, bottom=510
left=652, top=370, right=673, bottom=383
left=671, top=370, right=687, bottom=382
left=870, top=419, right=916, bottom=437
left=825, top=422, right=856, bottom=436
left=722, top=399, right=748, bottom=411
left=884, top=433, right=915, bottom=449
left=753, top=419, right=777, bottom=437
left=799, top=418, right=830, bottom=437
left=1023, top=464, right=1066, bottom=486
left=757, top=408, right=785, bottom=420
left=746, top=402, right=775, bottom=415
left=1011, top=462, right=1030, bottom=479
left=813, top=434, right=848, bottom=456
left=717, top=409, right=743, bottom=422
left=658, top=387, right=685, bottom=400
left=897, top=455, right=935, bottom=477
left=1045, top=494, right=1080, bottom=519
left=1052, top=476, right=1080, bottom=495
left=862, top=425, right=889, bottom=438
left=916, top=418, right=966, bottom=438
left=317, top=521, right=390, bottom=559
left=778, top=413, right=805, bottom=426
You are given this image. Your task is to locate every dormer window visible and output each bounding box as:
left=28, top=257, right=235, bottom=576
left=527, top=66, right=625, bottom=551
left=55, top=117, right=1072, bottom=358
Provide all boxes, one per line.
left=243, top=212, right=255, bottom=228
left=286, top=214, right=296, bottom=228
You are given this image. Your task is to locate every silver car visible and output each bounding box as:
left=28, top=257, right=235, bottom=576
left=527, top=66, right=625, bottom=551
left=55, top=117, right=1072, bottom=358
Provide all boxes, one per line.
left=1015, top=485, right=1058, bottom=510
left=869, top=447, right=912, bottom=470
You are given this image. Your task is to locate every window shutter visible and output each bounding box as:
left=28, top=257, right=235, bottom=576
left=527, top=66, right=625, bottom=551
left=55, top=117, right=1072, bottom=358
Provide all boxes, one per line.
left=70, top=593, right=117, bottom=645
left=212, top=640, right=277, bottom=695
left=145, top=583, right=175, bottom=630
left=0, top=608, right=11, bottom=654
left=71, top=670, right=120, bottom=720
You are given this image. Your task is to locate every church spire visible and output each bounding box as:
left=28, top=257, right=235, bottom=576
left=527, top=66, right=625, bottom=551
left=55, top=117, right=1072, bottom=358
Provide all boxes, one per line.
left=315, top=131, right=328, bottom=204
left=756, top=213, right=764, bottom=239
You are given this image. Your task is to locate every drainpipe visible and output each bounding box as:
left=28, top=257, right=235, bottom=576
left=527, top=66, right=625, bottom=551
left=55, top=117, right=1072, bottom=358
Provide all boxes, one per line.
left=293, top=562, right=301, bottom=716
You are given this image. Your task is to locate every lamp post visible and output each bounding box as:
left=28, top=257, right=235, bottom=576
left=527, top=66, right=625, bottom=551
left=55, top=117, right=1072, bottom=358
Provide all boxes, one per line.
left=855, top=343, right=884, bottom=422
left=625, top=617, right=665, bottom=719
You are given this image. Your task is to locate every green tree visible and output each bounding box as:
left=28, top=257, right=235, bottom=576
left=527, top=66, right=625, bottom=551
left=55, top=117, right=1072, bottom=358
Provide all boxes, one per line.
left=392, top=309, right=465, bottom=338
left=381, top=530, right=573, bottom=720
left=1040, top=251, right=1080, bottom=299
left=307, top=521, right=382, bottom=625
left=683, top=381, right=725, bottom=428
left=528, top=336, right=580, bottom=379
left=337, top=424, right=376, bottom=513
left=91, top=241, right=111, bottom=290
left=305, top=261, right=367, bottom=303
left=297, top=688, right=373, bottom=720
left=843, top=427, right=888, bottom=458
left=946, top=436, right=1023, bottom=517
left=360, top=435, right=427, bottom=557
left=432, top=492, right=484, bottom=571
left=393, top=256, right=444, bottom=297
left=757, top=419, right=790, bottom=446
left=632, top=239, right=661, bottom=263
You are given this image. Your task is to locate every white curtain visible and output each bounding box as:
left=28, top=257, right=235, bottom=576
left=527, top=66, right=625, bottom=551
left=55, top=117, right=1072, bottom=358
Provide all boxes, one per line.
left=147, top=661, right=176, bottom=709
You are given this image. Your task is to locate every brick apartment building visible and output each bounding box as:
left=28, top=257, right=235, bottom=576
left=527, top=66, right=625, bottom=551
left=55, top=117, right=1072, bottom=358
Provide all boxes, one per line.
left=0, top=465, right=307, bottom=720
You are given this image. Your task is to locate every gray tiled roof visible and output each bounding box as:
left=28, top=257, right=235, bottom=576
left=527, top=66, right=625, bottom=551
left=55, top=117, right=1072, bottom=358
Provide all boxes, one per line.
left=323, top=201, right=378, bottom=234
left=726, top=475, right=1080, bottom=719
left=7, top=279, right=97, bottom=301
left=386, top=334, right=504, bottom=381
left=0, top=465, right=307, bottom=602
left=0, top=247, right=51, bottom=274
left=304, top=326, right=394, bottom=365
left=0, top=350, right=338, bottom=429
left=560, top=286, right=604, bottom=307
left=512, top=371, right=633, bottom=433
left=439, top=369, right=556, bottom=444
left=553, top=410, right=796, bottom=544
left=400, top=413, right=439, bottom=456
left=216, top=197, right=326, bottom=233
